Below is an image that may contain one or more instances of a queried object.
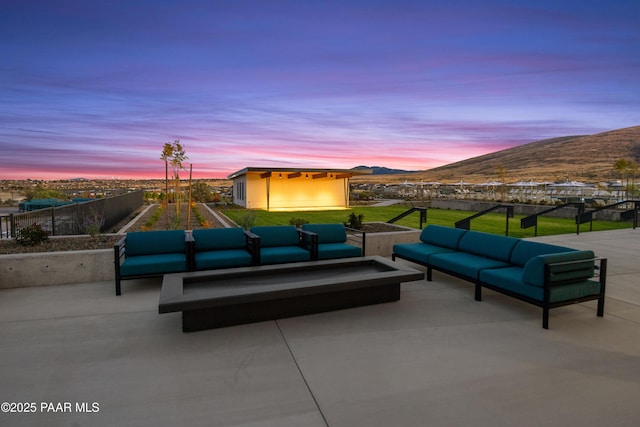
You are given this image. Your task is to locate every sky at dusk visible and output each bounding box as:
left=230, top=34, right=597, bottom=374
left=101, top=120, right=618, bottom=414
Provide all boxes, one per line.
left=1, top=0, right=639, bottom=180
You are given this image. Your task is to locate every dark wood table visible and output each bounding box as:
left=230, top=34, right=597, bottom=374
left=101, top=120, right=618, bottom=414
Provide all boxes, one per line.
left=159, top=256, right=423, bottom=332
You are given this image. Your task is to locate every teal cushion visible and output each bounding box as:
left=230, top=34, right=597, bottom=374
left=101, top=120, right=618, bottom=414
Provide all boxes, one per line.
left=194, top=249, right=253, bottom=269
left=251, top=226, right=300, bottom=247
left=125, top=230, right=186, bottom=256
left=317, top=243, right=361, bottom=260
left=120, top=253, right=187, bottom=276
left=193, top=227, right=247, bottom=251
left=420, top=225, right=467, bottom=249
left=260, top=246, right=310, bottom=264
left=522, top=250, right=595, bottom=287
left=457, top=231, right=519, bottom=262
left=393, top=242, right=456, bottom=264
left=429, top=252, right=511, bottom=280
left=510, top=240, right=574, bottom=266
left=301, top=224, right=347, bottom=243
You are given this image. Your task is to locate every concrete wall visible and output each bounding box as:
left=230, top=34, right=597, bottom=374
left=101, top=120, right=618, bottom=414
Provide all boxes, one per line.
left=0, top=249, right=113, bottom=289
left=348, top=223, right=421, bottom=257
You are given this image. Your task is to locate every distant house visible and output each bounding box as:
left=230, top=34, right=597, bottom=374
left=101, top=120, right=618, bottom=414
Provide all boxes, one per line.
left=227, top=167, right=372, bottom=211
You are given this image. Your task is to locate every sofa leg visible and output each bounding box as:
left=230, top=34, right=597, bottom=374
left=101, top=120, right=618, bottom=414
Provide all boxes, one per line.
left=116, top=278, right=121, bottom=296
left=426, top=267, right=432, bottom=282
left=542, top=308, right=549, bottom=329
left=597, top=296, right=605, bottom=317
left=475, top=283, right=482, bottom=301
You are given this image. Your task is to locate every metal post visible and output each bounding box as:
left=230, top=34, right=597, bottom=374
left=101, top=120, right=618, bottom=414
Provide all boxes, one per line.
left=51, top=207, right=56, bottom=236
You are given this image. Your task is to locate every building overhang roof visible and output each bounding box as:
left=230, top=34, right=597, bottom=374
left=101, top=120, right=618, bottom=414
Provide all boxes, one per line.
left=227, top=167, right=373, bottom=180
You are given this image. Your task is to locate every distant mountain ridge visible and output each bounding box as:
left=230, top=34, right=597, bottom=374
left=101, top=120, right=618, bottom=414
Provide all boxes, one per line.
left=352, top=165, right=416, bottom=175
left=353, top=125, right=640, bottom=183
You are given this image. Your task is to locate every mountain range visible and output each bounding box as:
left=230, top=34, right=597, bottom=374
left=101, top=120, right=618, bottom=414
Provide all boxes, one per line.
left=354, top=125, right=640, bottom=183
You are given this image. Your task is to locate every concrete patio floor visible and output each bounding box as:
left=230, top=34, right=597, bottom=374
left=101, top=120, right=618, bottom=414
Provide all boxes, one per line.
left=1, top=229, right=639, bottom=426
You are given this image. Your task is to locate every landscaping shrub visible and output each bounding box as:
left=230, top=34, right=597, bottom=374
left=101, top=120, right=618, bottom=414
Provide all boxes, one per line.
left=15, top=223, right=49, bottom=246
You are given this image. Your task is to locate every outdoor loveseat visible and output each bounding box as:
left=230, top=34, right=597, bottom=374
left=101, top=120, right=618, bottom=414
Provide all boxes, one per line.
left=114, top=230, right=191, bottom=295
left=191, top=227, right=258, bottom=270
left=247, top=225, right=312, bottom=265
left=300, top=223, right=363, bottom=260
left=392, top=225, right=607, bottom=328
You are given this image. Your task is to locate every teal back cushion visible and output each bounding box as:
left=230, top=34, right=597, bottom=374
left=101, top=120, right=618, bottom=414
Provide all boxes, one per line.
left=250, top=226, right=300, bottom=247
left=126, top=230, right=185, bottom=256
left=522, top=250, right=595, bottom=287
left=301, top=224, right=347, bottom=243
left=510, top=241, right=575, bottom=266
left=193, top=227, right=246, bottom=251
left=458, top=231, right=519, bottom=262
left=420, top=225, right=467, bottom=249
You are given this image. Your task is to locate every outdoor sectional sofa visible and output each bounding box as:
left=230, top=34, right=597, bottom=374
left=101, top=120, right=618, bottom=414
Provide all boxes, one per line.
left=392, top=225, right=607, bottom=328
left=114, top=224, right=365, bottom=295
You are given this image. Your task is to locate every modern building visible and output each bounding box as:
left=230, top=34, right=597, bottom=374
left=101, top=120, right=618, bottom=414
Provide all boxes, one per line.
left=227, top=167, right=372, bottom=211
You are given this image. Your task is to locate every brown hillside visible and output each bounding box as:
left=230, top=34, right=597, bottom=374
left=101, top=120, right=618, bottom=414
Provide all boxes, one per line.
left=354, top=125, right=640, bottom=184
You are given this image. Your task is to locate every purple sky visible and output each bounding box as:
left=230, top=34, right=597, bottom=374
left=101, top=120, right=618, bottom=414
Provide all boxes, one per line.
left=1, top=0, right=639, bottom=180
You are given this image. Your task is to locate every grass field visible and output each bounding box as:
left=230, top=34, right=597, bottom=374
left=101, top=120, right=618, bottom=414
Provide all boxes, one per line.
left=221, top=205, right=632, bottom=238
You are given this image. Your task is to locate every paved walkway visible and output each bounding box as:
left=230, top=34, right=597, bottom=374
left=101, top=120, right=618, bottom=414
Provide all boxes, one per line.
left=1, top=229, right=639, bottom=426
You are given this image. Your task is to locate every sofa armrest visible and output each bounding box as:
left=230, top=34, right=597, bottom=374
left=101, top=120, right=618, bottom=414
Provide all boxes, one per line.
left=185, top=232, right=195, bottom=271
left=543, top=256, right=606, bottom=287
left=344, top=227, right=366, bottom=257
left=299, top=229, right=319, bottom=260
left=245, top=230, right=260, bottom=265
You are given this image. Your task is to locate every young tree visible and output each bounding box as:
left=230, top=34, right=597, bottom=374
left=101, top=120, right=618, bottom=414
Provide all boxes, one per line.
left=169, top=140, right=188, bottom=223
left=160, top=140, right=188, bottom=228
left=160, top=142, right=173, bottom=228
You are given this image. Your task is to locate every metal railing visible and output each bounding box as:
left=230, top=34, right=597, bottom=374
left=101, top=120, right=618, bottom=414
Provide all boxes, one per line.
left=520, top=202, right=585, bottom=236
left=7, top=190, right=143, bottom=238
left=455, top=204, right=514, bottom=236
left=387, top=207, right=427, bottom=229
left=576, top=200, right=640, bottom=234
left=0, top=215, right=11, bottom=238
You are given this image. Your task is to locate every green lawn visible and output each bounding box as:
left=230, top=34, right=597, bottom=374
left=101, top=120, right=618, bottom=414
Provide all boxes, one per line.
left=220, top=205, right=631, bottom=238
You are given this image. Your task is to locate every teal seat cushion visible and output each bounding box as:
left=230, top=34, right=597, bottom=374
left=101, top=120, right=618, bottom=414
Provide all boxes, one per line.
left=317, top=243, right=361, bottom=260
left=194, top=249, right=253, bottom=269
left=251, top=226, right=300, bottom=247
left=480, top=267, right=601, bottom=302
left=393, top=242, right=456, bottom=264
left=120, top=253, right=187, bottom=276
left=260, top=246, right=310, bottom=264
left=301, top=224, right=347, bottom=243
left=420, top=225, right=467, bottom=249
left=510, top=240, right=574, bottom=266
left=429, top=252, right=511, bottom=280
left=457, top=231, right=519, bottom=262
left=193, top=227, right=247, bottom=251
left=126, top=230, right=186, bottom=256
left=522, top=250, right=595, bottom=287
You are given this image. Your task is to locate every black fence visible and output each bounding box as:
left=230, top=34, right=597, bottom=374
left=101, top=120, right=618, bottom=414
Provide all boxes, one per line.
left=4, top=190, right=143, bottom=238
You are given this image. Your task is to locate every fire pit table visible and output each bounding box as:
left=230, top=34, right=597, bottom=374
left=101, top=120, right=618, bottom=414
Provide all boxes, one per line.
left=159, top=256, right=423, bottom=332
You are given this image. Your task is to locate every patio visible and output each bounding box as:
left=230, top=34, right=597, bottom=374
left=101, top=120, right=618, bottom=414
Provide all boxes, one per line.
left=1, top=229, right=639, bottom=426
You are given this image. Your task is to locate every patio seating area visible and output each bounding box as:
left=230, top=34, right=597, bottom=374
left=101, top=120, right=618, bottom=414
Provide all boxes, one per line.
left=1, top=229, right=639, bottom=426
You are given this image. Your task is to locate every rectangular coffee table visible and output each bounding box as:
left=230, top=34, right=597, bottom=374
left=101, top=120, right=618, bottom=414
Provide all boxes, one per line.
left=159, top=256, right=423, bottom=332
